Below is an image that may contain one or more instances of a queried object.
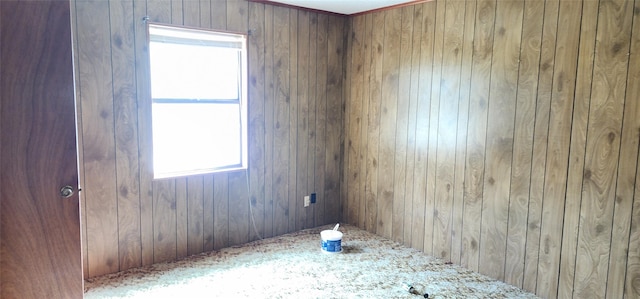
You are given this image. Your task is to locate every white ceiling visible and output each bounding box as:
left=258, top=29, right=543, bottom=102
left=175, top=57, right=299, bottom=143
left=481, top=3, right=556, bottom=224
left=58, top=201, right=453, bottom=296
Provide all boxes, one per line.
left=264, top=0, right=422, bottom=15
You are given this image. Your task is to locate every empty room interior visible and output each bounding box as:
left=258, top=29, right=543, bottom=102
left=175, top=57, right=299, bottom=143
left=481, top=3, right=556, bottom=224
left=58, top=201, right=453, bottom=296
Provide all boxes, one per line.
left=2, top=0, right=640, bottom=298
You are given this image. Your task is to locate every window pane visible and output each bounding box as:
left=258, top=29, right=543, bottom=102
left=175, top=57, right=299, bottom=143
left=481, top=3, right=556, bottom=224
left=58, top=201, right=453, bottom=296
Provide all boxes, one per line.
left=152, top=103, right=242, bottom=176
left=149, top=42, right=239, bottom=100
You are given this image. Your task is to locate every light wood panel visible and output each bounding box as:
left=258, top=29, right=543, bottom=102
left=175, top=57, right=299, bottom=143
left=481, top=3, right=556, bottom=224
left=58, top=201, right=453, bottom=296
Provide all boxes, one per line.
left=344, top=0, right=640, bottom=298
left=574, top=0, right=634, bottom=297
left=377, top=8, right=401, bottom=240
left=479, top=0, right=523, bottom=281
left=74, top=0, right=347, bottom=278
left=461, top=0, right=494, bottom=272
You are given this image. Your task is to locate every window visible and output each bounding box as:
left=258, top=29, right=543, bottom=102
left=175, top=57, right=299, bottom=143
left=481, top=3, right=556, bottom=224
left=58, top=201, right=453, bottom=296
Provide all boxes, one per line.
left=148, top=23, right=248, bottom=179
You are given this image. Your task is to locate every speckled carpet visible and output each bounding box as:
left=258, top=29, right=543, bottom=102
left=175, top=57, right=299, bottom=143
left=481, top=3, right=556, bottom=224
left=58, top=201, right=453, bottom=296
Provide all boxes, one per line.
left=84, top=224, right=538, bottom=299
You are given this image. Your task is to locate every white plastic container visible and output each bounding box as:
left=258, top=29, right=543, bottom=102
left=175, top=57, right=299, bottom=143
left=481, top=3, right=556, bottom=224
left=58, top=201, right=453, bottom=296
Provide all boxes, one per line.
left=320, top=230, right=343, bottom=253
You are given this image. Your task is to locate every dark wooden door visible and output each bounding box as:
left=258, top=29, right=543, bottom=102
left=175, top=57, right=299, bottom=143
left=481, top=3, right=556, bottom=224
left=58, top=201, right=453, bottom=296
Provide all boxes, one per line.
left=1, top=0, right=83, bottom=298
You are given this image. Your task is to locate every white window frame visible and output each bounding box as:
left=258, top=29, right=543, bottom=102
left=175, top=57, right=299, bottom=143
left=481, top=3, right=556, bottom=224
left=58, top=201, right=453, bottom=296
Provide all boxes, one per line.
left=147, top=23, right=248, bottom=179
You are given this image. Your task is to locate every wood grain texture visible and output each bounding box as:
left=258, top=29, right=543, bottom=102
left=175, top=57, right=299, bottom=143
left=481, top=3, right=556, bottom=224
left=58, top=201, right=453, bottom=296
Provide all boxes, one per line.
left=306, top=12, right=319, bottom=230
left=76, top=0, right=347, bottom=277
left=74, top=1, right=640, bottom=296
left=574, top=0, right=633, bottom=297
left=76, top=0, right=120, bottom=277
left=248, top=1, right=266, bottom=240
left=461, top=0, right=494, bottom=272
left=347, top=15, right=365, bottom=228
left=325, top=14, right=346, bottom=226
left=557, top=1, right=598, bottom=297
left=479, top=0, right=523, bottom=281
left=377, top=8, right=401, bottom=240
left=504, top=0, right=543, bottom=288
left=1, top=1, right=83, bottom=297
left=624, top=3, right=640, bottom=297
left=403, top=4, right=424, bottom=247
left=411, top=1, right=436, bottom=252
left=523, top=0, right=558, bottom=293
left=314, top=13, right=328, bottom=227
left=391, top=6, right=414, bottom=244
left=423, top=0, right=445, bottom=257
left=108, top=0, right=142, bottom=272
left=450, top=0, right=475, bottom=265
left=433, top=0, right=464, bottom=262
left=343, top=0, right=640, bottom=298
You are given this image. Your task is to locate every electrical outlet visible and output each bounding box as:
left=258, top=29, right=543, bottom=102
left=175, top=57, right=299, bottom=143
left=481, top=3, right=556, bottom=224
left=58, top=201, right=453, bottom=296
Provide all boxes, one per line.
left=304, top=196, right=310, bottom=207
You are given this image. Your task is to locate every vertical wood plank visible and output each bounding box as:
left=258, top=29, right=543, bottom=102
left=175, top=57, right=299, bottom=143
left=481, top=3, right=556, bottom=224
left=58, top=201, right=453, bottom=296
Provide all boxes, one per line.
left=624, top=3, right=640, bottom=297
left=306, top=12, right=318, bottom=229
left=365, top=11, right=384, bottom=233
left=451, top=0, right=475, bottom=265
left=479, top=0, right=523, bottom=281
left=503, top=0, right=544, bottom=288
left=392, top=6, right=414, bottom=244
left=272, top=6, right=290, bottom=235
left=574, top=0, right=633, bottom=297
left=186, top=177, right=204, bottom=255
left=314, top=13, right=328, bottom=227
left=296, top=10, right=310, bottom=231
left=627, top=149, right=640, bottom=299
left=288, top=9, right=299, bottom=233
left=76, top=0, right=119, bottom=277
left=377, top=9, right=400, bottom=240
left=461, top=0, right=495, bottom=272
left=536, top=1, right=582, bottom=297
left=347, top=15, right=365, bottom=227
left=358, top=13, right=372, bottom=231
left=523, top=0, right=559, bottom=292
left=132, top=0, right=154, bottom=268
left=263, top=4, right=275, bottom=238
left=412, top=1, right=436, bottom=251
left=227, top=0, right=250, bottom=247
left=325, top=15, right=345, bottom=225
left=433, top=0, right=465, bottom=261
left=424, top=0, right=446, bottom=256
left=403, top=4, right=424, bottom=247
left=109, top=0, right=142, bottom=272
left=211, top=0, right=226, bottom=30
left=248, top=1, right=266, bottom=240
left=203, top=175, right=214, bottom=251
left=200, top=0, right=211, bottom=28
left=557, top=0, right=598, bottom=297
left=213, top=174, right=228, bottom=250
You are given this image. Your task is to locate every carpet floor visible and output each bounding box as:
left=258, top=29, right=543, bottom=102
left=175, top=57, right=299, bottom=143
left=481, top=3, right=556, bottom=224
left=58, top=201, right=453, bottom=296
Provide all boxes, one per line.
left=84, top=224, right=539, bottom=299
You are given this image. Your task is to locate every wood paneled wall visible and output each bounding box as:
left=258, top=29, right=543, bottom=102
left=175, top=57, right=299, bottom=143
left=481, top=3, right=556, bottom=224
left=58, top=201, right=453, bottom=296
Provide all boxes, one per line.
left=72, top=0, right=347, bottom=278
left=343, top=0, right=640, bottom=298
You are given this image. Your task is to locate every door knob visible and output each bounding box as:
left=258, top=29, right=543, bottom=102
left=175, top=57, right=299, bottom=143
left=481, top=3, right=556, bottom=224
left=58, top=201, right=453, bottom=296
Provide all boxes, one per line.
left=60, top=185, right=74, bottom=198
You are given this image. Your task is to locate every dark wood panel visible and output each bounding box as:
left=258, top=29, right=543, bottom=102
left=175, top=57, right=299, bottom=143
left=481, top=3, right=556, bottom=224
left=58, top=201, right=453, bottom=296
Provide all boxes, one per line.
left=77, top=0, right=348, bottom=278
left=1, top=1, right=83, bottom=297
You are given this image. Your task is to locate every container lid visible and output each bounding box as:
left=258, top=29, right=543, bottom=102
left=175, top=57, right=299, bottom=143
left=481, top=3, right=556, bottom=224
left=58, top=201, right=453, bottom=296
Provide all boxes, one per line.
left=321, top=230, right=343, bottom=241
